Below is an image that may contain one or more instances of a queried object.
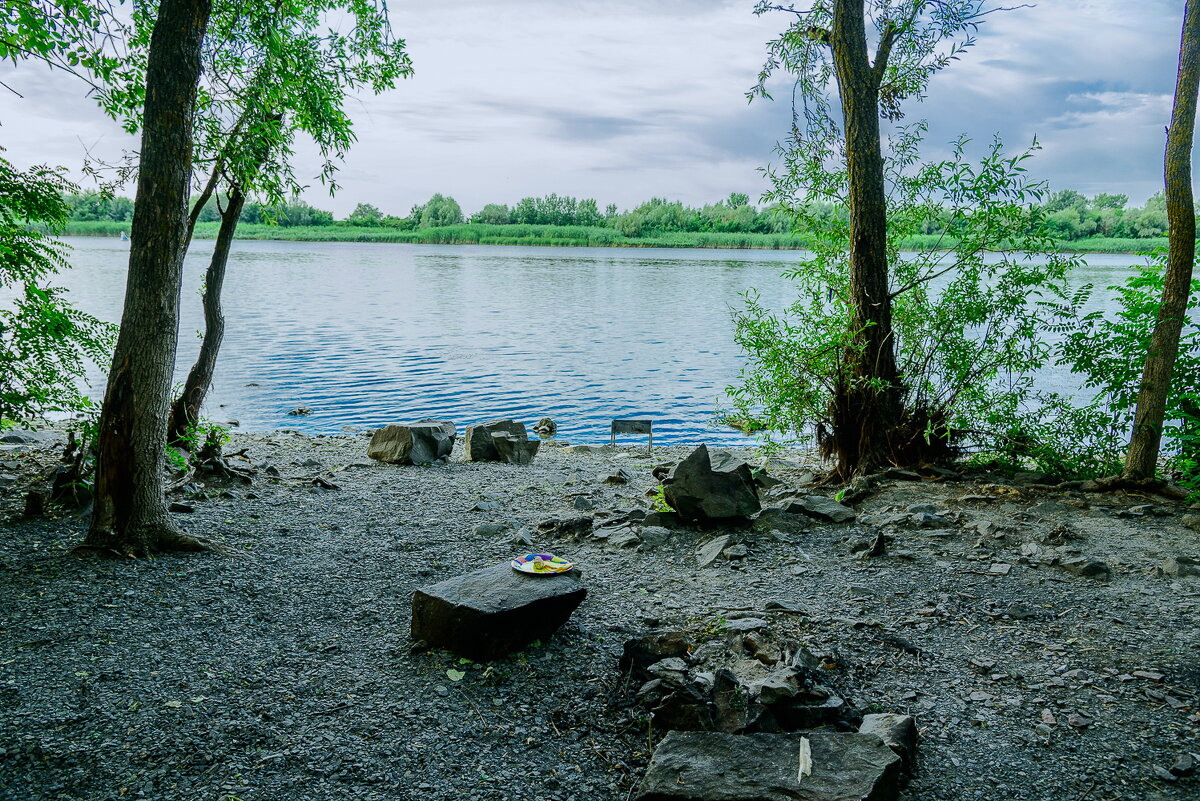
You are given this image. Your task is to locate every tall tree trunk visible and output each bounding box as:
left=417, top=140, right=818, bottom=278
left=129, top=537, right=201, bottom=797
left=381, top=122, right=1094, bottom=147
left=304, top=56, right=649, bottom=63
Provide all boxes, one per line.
left=828, top=0, right=903, bottom=477
left=168, top=187, right=245, bottom=446
left=82, top=0, right=213, bottom=557
left=1125, top=0, right=1200, bottom=479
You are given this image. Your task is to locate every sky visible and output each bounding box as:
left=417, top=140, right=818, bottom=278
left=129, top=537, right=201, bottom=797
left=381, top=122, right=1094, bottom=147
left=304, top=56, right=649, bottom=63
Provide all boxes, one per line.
left=0, top=0, right=1186, bottom=217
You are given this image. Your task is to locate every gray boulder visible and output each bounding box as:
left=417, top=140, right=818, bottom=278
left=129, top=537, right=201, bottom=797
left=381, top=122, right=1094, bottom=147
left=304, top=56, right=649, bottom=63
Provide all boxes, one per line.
left=663, top=445, right=760, bottom=521
left=411, top=562, right=586, bottom=660
left=367, top=420, right=456, bottom=465
left=464, top=419, right=529, bottom=461
left=636, top=731, right=902, bottom=801
left=492, top=431, right=541, bottom=464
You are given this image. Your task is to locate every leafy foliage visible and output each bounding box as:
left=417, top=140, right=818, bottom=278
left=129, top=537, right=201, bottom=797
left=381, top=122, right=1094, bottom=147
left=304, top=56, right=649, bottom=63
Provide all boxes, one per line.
left=0, top=152, right=115, bottom=424
left=1032, top=255, right=1200, bottom=485
left=729, top=125, right=1079, bottom=461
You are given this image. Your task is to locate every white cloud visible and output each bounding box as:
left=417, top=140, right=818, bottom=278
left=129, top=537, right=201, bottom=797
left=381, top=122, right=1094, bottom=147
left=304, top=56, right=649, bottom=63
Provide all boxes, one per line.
left=0, top=0, right=1187, bottom=215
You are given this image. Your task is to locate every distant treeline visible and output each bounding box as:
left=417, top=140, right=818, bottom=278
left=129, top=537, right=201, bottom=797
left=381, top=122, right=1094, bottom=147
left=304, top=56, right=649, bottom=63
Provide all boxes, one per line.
left=62, top=188, right=1171, bottom=242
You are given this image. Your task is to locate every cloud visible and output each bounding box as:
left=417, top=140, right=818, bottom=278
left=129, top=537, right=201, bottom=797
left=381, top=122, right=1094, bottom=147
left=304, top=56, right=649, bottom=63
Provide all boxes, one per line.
left=0, top=0, right=1187, bottom=214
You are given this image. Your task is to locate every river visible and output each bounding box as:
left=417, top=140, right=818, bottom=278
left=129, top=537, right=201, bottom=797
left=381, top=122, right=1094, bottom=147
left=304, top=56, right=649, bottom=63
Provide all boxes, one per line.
left=55, top=237, right=1151, bottom=445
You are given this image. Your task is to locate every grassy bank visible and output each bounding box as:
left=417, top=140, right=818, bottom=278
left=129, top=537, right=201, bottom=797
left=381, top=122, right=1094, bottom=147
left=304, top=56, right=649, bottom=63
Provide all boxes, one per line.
left=60, top=220, right=1170, bottom=254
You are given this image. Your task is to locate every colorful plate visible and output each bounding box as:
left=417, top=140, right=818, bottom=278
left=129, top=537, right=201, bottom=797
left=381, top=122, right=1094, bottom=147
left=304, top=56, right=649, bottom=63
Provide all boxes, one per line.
left=511, top=553, right=574, bottom=574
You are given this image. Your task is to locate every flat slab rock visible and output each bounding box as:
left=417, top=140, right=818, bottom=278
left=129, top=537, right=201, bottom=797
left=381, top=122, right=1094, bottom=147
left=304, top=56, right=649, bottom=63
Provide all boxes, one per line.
left=637, top=731, right=901, bottom=801
left=411, top=562, right=586, bottom=660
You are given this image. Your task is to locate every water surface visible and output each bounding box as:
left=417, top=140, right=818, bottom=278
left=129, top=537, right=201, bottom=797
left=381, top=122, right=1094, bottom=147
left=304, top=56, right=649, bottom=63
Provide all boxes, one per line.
left=58, top=238, right=1149, bottom=445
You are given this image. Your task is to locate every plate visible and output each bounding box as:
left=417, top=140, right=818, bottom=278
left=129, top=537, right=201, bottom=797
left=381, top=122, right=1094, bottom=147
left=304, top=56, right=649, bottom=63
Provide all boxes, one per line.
left=511, top=553, right=574, bottom=574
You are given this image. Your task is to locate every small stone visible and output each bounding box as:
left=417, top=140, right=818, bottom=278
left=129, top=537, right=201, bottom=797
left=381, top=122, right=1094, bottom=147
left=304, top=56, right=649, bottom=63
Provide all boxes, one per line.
left=1004, top=602, right=1037, bottom=620
left=1067, top=712, right=1092, bottom=728
left=1132, top=670, right=1165, bottom=682
left=168, top=502, right=195, bottom=513
left=763, top=599, right=805, bottom=613
left=988, top=563, right=1012, bottom=576
left=639, top=526, right=672, bottom=547
left=884, top=468, right=923, bottom=481
left=609, top=529, right=641, bottom=548
left=572, top=496, right=595, bottom=511
left=1181, top=514, right=1200, bottom=532
left=782, top=495, right=856, bottom=523
left=434, top=685, right=449, bottom=697
left=722, top=544, right=749, bottom=560
left=1153, top=766, right=1178, bottom=783
left=1169, top=753, right=1197, bottom=777
left=602, top=468, right=634, bottom=485
left=1059, top=556, right=1110, bottom=580
left=1040, top=709, right=1057, bottom=726
left=696, top=535, right=731, bottom=568
left=1161, top=556, right=1200, bottom=578
left=472, top=500, right=502, bottom=512
left=473, top=522, right=509, bottom=538
left=723, top=617, right=769, bottom=632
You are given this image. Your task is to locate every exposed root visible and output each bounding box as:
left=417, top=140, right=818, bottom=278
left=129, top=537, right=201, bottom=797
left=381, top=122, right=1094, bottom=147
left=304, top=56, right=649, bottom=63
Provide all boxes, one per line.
left=1060, top=475, right=1190, bottom=502
left=74, top=523, right=240, bottom=559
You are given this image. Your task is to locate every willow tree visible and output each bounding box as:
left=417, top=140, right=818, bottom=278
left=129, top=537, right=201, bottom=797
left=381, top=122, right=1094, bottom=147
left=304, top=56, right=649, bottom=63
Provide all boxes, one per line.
left=82, top=0, right=213, bottom=556
left=156, top=0, right=412, bottom=444
left=1124, top=0, right=1200, bottom=480
left=735, top=1, right=1073, bottom=479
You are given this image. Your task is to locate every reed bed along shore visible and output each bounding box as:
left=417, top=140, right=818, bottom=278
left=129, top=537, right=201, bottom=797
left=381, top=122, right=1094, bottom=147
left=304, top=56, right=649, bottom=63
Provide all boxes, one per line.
left=60, top=220, right=1170, bottom=254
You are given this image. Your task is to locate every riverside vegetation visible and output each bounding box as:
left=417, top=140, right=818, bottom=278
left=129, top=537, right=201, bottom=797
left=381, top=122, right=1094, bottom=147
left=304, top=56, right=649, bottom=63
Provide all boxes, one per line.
left=59, top=189, right=1174, bottom=253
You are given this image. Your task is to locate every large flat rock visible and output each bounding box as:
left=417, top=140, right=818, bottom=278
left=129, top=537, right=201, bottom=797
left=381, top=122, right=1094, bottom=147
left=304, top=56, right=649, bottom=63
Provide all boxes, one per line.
left=636, top=731, right=901, bottom=801
left=411, top=562, right=586, bottom=660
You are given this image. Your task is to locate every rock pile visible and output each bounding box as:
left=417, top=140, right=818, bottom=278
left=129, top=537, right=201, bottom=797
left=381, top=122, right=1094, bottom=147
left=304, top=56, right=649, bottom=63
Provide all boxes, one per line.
left=621, top=626, right=855, bottom=734
left=624, top=625, right=916, bottom=800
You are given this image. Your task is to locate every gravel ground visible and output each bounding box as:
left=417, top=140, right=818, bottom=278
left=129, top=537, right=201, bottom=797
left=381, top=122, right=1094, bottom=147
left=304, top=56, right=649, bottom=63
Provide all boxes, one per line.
left=1, top=429, right=1198, bottom=801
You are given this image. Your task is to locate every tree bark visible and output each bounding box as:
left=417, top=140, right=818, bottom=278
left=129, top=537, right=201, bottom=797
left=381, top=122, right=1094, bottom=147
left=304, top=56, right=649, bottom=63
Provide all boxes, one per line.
left=828, top=0, right=903, bottom=477
left=83, top=0, right=213, bottom=557
left=168, top=187, right=245, bottom=446
left=1124, top=0, right=1200, bottom=479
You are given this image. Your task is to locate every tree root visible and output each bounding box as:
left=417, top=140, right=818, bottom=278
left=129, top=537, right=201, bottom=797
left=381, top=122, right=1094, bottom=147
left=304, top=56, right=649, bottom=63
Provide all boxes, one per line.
left=73, top=523, right=240, bottom=559
left=1060, top=475, right=1190, bottom=502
